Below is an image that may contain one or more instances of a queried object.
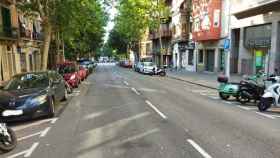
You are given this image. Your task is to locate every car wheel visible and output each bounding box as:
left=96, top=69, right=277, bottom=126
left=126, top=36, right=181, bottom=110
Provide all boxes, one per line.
left=47, top=98, right=55, bottom=118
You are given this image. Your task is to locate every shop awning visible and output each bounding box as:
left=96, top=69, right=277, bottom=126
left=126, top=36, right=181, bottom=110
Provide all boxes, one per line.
left=233, top=0, right=280, bottom=19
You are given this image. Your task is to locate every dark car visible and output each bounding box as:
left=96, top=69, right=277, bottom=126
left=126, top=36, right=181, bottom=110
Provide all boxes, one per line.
left=0, top=71, right=67, bottom=121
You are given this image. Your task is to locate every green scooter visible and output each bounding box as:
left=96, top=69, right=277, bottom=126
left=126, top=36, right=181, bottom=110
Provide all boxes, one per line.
left=218, top=76, right=240, bottom=100
left=217, top=72, right=265, bottom=100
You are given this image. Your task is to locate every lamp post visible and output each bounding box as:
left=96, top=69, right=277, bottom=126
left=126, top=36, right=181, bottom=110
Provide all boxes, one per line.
left=225, top=0, right=231, bottom=79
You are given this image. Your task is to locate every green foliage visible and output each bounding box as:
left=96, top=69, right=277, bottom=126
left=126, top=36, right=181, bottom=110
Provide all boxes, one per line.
left=107, top=0, right=170, bottom=53
left=17, top=0, right=108, bottom=60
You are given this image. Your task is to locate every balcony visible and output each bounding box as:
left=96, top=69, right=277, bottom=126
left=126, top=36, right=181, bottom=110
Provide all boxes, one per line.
left=20, top=27, right=32, bottom=39
left=32, top=32, right=44, bottom=41
left=0, top=26, right=19, bottom=40
left=149, top=24, right=172, bottom=40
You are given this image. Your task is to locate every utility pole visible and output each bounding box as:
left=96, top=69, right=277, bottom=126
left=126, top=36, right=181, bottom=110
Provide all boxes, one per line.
left=225, top=0, right=231, bottom=79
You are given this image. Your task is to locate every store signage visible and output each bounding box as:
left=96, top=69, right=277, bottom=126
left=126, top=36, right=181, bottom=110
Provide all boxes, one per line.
left=245, top=38, right=271, bottom=48
left=223, top=39, right=230, bottom=50
left=255, top=50, right=263, bottom=67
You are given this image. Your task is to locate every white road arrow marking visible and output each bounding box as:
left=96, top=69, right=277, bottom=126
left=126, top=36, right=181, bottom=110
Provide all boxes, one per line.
left=7, top=142, right=39, bottom=158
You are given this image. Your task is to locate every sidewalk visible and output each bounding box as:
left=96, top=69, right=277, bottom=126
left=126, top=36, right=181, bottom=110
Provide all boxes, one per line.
left=167, top=69, right=243, bottom=89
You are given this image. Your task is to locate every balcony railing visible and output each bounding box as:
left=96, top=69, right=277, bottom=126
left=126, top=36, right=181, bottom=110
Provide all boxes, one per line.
left=0, top=26, right=19, bottom=39
left=20, top=27, right=32, bottom=39
left=32, top=32, right=44, bottom=41
left=149, top=25, right=172, bottom=40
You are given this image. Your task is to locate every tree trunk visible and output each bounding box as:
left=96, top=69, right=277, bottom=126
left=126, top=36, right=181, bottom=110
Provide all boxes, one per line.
left=41, top=23, right=52, bottom=70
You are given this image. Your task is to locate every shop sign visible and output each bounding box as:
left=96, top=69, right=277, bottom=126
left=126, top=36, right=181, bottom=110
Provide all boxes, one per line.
left=255, top=50, right=263, bottom=67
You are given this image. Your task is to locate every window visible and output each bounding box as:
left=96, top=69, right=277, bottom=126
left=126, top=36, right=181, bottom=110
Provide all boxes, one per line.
left=20, top=53, right=27, bottom=72
left=198, top=50, right=204, bottom=63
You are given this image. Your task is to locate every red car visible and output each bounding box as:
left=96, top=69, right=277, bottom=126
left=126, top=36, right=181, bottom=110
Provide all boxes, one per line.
left=78, top=66, right=87, bottom=81
left=57, top=62, right=80, bottom=88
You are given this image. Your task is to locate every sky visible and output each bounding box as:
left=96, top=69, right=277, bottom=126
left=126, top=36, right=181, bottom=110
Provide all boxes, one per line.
left=103, top=1, right=118, bottom=43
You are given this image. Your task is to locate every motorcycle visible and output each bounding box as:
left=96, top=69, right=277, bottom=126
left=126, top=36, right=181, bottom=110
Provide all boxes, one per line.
left=258, top=76, right=280, bottom=111
left=0, top=123, right=17, bottom=152
left=217, top=75, right=240, bottom=100
left=238, top=73, right=266, bottom=104
left=152, top=67, right=166, bottom=77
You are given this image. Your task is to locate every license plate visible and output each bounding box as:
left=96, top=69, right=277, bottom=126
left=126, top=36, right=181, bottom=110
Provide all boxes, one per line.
left=2, top=110, right=23, bottom=117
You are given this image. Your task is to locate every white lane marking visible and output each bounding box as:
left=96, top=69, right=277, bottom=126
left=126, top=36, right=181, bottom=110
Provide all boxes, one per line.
left=25, top=142, right=39, bottom=157
left=18, top=127, right=51, bottom=141
left=50, top=118, right=58, bottom=124
left=111, top=128, right=160, bottom=146
left=222, top=101, right=232, bottom=105
left=123, top=81, right=129, bottom=86
left=145, top=100, right=168, bottom=120
left=7, top=142, right=39, bottom=158
left=187, top=139, right=212, bottom=158
left=209, top=96, right=219, bottom=100
left=131, top=87, right=141, bottom=95
left=12, top=118, right=58, bottom=131
left=40, top=127, right=51, bottom=137
left=255, top=112, right=276, bottom=119
left=237, top=105, right=257, bottom=111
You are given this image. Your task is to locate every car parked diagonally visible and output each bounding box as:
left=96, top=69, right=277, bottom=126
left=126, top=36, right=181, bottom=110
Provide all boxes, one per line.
left=0, top=71, right=67, bottom=122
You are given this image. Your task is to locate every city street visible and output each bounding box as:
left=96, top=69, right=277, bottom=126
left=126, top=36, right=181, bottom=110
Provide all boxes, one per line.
left=3, top=63, right=280, bottom=158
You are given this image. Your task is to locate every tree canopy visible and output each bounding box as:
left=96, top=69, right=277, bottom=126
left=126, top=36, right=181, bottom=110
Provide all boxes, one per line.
left=17, top=0, right=108, bottom=67
left=106, top=0, right=170, bottom=56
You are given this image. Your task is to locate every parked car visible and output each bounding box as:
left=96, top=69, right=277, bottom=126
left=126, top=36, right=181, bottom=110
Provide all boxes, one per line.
left=134, top=62, right=142, bottom=72
left=0, top=71, right=67, bottom=121
left=139, top=62, right=157, bottom=74
left=80, top=61, right=95, bottom=73
left=78, top=66, right=88, bottom=80
left=119, top=60, right=133, bottom=68
left=57, top=62, right=80, bottom=88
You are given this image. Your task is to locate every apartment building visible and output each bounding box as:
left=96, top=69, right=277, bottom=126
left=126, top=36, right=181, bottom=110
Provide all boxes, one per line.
left=0, top=0, right=43, bottom=81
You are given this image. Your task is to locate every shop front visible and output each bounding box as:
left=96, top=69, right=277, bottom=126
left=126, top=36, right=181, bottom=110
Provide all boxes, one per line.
left=244, top=24, right=272, bottom=74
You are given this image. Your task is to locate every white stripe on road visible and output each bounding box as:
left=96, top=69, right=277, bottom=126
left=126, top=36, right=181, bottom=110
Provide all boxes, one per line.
left=7, top=142, right=39, bottom=158
left=111, top=128, right=160, bottom=146
left=40, top=127, right=51, bottom=137
left=145, top=100, right=168, bottom=120
left=187, top=139, right=212, bottom=158
left=237, top=105, right=258, bottom=111
left=123, top=81, right=129, bottom=86
left=12, top=118, right=58, bottom=131
left=255, top=112, right=276, bottom=119
left=18, top=127, right=51, bottom=141
left=131, top=87, right=141, bottom=95
left=24, top=142, right=40, bottom=157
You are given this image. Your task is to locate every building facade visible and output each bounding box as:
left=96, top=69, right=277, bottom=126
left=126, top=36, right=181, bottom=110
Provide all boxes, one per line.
left=149, top=0, right=173, bottom=67
left=192, top=0, right=227, bottom=73
left=171, top=0, right=195, bottom=71
left=231, top=0, right=280, bottom=75
left=0, top=0, right=43, bottom=82
left=139, top=29, right=153, bottom=62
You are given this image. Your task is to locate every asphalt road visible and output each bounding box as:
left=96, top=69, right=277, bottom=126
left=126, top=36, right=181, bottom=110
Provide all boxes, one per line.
left=4, top=63, right=280, bottom=158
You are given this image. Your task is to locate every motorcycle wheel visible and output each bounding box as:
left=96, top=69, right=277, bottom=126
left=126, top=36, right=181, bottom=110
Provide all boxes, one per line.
left=219, top=92, right=230, bottom=100
left=258, top=98, right=272, bottom=112
left=159, top=71, right=166, bottom=76
left=239, top=90, right=250, bottom=104
left=0, top=127, right=17, bottom=152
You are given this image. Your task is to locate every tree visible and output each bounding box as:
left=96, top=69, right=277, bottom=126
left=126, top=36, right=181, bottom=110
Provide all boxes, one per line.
left=17, top=0, right=107, bottom=69
left=110, top=0, right=170, bottom=62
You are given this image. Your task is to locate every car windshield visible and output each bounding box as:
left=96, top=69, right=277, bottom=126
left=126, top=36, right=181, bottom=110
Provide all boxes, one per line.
left=4, top=73, right=49, bottom=90
left=143, top=62, right=154, bottom=66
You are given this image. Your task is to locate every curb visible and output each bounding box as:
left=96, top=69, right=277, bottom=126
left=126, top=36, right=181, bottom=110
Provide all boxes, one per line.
left=167, top=75, right=218, bottom=90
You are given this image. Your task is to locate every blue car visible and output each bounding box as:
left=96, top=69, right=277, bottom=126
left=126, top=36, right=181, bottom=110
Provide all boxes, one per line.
left=0, top=71, right=67, bottom=122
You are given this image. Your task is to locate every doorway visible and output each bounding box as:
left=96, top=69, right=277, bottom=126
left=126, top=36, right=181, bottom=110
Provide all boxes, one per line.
left=205, top=49, right=215, bottom=72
